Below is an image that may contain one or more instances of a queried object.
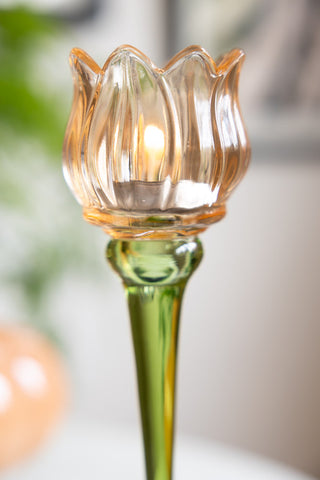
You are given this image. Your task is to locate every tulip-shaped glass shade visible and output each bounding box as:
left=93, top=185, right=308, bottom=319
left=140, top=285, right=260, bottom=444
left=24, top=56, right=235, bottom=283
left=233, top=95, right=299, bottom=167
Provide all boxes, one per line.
left=63, top=45, right=250, bottom=239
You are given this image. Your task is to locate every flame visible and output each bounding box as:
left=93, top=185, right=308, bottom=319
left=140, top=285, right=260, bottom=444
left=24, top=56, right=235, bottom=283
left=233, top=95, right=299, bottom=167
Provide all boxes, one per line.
left=144, top=125, right=165, bottom=181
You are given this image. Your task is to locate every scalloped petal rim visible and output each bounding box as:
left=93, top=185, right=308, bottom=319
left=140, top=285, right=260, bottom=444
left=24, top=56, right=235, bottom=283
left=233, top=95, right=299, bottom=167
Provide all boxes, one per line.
left=69, top=44, right=245, bottom=77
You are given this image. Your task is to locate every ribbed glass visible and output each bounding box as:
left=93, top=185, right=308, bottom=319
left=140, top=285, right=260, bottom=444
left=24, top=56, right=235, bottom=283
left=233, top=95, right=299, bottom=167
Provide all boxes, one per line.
left=63, top=45, right=250, bottom=239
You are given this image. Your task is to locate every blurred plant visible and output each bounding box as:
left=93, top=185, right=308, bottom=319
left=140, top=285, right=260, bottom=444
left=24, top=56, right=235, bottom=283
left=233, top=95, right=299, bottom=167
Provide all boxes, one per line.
left=0, top=7, right=105, bottom=347
left=0, top=7, right=65, bottom=158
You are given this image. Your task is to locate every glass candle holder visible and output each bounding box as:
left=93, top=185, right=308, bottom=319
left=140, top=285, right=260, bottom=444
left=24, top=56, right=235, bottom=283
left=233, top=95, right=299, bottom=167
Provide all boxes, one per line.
left=63, top=44, right=250, bottom=480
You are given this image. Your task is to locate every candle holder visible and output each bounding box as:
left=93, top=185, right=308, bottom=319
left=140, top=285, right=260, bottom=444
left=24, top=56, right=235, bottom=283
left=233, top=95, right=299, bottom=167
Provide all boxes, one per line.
left=63, top=45, right=250, bottom=480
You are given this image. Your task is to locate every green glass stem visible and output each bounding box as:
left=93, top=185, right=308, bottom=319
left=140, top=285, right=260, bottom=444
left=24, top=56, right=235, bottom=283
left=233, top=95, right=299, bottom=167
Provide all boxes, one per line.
left=107, top=238, right=203, bottom=480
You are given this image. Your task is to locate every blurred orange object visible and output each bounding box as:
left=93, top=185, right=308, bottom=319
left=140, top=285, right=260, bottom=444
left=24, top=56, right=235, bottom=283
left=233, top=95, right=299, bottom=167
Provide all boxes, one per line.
left=0, top=325, right=67, bottom=469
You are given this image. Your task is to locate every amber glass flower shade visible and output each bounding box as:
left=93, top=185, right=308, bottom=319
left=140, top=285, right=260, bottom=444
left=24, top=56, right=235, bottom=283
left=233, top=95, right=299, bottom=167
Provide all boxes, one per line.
left=63, top=45, right=250, bottom=238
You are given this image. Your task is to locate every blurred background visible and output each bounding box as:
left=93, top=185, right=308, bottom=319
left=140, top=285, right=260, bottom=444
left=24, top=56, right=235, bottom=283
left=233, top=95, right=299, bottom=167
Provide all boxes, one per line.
left=0, top=0, right=319, bottom=478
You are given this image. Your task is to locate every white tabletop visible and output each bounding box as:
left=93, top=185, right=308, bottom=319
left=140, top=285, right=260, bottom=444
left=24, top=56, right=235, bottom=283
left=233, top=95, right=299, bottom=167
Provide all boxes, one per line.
left=2, top=422, right=316, bottom=480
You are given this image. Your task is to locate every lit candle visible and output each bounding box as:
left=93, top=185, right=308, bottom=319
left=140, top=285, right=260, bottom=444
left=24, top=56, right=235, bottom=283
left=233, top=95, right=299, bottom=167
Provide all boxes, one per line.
left=112, top=124, right=167, bottom=211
